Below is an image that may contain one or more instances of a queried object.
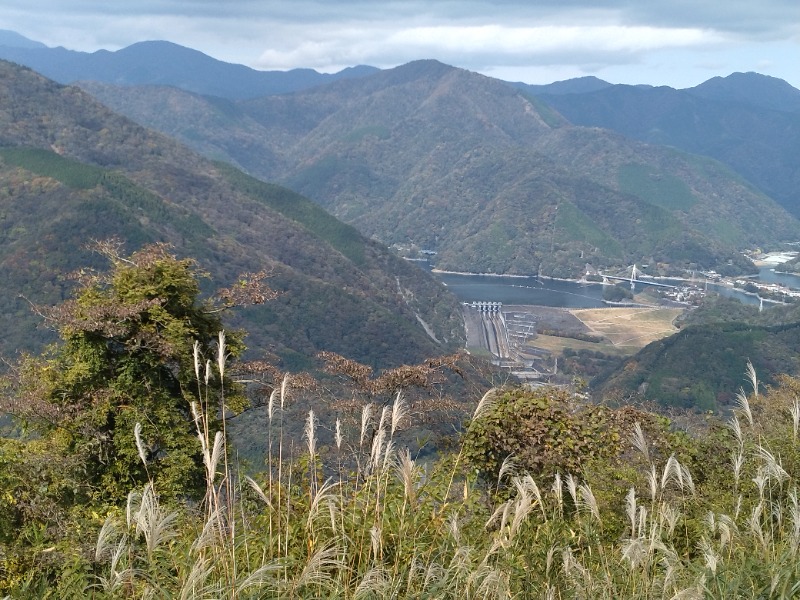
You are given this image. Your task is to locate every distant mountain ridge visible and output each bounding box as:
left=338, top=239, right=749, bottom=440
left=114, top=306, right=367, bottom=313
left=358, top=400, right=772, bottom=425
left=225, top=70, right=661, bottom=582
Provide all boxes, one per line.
left=81, top=59, right=800, bottom=278
left=511, top=75, right=613, bottom=96
left=686, top=72, right=800, bottom=113
left=0, top=29, right=46, bottom=49
left=6, top=31, right=798, bottom=276
left=0, top=35, right=379, bottom=99
left=534, top=72, right=800, bottom=217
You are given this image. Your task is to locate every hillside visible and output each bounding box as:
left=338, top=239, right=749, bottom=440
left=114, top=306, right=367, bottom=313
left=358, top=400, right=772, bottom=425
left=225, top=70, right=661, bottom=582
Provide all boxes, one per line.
left=594, top=320, right=800, bottom=411
left=535, top=74, right=800, bottom=217
left=0, top=60, right=463, bottom=367
left=0, top=37, right=378, bottom=100
left=592, top=295, right=800, bottom=411
left=83, top=61, right=800, bottom=277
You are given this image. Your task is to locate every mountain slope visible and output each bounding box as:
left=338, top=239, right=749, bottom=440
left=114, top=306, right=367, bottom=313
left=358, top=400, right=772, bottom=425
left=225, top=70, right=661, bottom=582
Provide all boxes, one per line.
left=82, top=60, right=800, bottom=277
left=536, top=74, right=800, bottom=217
left=594, top=319, right=800, bottom=412
left=0, top=38, right=378, bottom=99
left=0, top=60, right=463, bottom=367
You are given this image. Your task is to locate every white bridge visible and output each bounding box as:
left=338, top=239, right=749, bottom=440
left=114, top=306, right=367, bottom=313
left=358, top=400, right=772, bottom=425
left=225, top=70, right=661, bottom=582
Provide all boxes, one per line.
left=602, top=265, right=677, bottom=289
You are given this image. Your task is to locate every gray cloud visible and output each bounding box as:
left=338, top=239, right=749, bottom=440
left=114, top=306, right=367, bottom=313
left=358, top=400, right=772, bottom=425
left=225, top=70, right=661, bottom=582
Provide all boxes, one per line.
left=1, top=1, right=798, bottom=87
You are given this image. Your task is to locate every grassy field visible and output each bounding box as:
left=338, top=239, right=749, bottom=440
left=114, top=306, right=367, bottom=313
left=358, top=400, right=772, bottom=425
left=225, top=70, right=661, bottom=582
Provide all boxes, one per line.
left=526, top=333, right=630, bottom=356
left=569, top=307, right=682, bottom=350
left=512, top=305, right=683, bottom=358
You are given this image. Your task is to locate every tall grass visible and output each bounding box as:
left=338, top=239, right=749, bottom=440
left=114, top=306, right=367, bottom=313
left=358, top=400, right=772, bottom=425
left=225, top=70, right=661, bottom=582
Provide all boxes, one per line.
left=42, top=356, right=800, bottom=598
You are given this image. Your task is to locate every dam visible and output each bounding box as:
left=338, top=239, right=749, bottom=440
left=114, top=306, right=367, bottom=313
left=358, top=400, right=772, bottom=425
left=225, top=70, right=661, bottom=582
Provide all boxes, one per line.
left=463, top=302, right=555, bottom=379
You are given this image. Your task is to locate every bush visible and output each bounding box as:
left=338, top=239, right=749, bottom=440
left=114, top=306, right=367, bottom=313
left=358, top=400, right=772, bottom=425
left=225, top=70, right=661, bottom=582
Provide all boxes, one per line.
left=462, top=387, right=624, bottom=482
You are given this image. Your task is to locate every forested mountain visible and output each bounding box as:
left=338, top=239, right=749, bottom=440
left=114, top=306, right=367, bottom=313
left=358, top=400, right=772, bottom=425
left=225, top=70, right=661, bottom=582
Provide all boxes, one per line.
left=511, top=75, right=613, bottom=96
left=535, top=73, right=800, bottom=217
left=687, top=72, right=800, bottom=113
left=0, top=35, right=378, bottom=100
left=0, top=60, right=463, bottom=367
left=82, top=60, right=800, bottom=277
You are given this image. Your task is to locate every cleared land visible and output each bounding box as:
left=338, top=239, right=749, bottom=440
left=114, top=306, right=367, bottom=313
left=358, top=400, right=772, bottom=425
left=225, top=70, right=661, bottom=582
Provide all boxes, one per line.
left=569, top=307, right=682, bottom=350
left=466, top=304, right=683, bottom=364
left=528, top=333, right=630, bottom=356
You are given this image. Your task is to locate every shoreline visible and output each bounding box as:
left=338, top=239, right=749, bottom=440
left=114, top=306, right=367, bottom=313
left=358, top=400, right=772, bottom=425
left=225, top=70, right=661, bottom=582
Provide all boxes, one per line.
left=431, top=268, right=604, bottom=286
left=431, top=268, right=529, bottom=279
left=431, top=267, right=800, bottom=301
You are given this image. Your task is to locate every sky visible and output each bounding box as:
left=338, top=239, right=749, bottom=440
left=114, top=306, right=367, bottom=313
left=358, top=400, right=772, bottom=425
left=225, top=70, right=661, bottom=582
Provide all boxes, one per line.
left=2, top=1, right=799, bottom=89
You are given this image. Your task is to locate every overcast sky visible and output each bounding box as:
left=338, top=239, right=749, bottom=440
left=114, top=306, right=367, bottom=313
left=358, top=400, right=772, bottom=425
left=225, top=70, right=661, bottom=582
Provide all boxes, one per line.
left=2, top=1, right=799, bottom=88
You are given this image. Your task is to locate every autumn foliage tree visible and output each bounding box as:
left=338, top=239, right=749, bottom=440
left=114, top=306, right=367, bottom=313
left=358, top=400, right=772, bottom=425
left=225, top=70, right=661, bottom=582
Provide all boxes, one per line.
left=3, top=242, right=255, bottom=504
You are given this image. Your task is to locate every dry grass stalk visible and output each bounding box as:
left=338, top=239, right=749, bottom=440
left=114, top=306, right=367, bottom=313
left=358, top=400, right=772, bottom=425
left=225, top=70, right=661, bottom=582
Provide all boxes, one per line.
left=632, top=422, right=650, bottom=464
left=735, top=387, right=754, bottom=427
left=359, top=402, right=374, bottom=449
left=745, top=359, right=759, bottom=399
left=390, top=391, right=408, bottom=436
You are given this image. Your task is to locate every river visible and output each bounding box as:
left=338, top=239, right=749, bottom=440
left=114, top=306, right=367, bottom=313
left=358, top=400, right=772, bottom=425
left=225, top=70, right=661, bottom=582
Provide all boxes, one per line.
left=429, top=267, right=791, bottom=308
left=753, top=267, right=800, bottom=288
left=433, top=272, right=606, bottom=308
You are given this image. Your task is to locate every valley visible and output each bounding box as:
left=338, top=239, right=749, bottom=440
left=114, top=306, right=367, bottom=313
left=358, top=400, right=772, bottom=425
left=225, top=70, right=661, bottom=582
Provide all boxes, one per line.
left=2, top=39, right=799, bottom=412
left=460, top=289, right=681, bottom=381
left=3, top=27, right=800, bottom=598
left=442, top=264, right=800, bottom=384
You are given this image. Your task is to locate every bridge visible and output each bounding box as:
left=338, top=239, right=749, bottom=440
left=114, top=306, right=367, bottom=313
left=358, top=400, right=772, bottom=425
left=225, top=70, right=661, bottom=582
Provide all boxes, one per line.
left=602, top=275, right=677, bottom=289
left=600, top=264, right=678, bottom=290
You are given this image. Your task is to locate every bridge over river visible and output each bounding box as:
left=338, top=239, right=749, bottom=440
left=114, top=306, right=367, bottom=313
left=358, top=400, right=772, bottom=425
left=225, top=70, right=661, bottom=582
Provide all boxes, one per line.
left=602, top=275, right=677, bottom=289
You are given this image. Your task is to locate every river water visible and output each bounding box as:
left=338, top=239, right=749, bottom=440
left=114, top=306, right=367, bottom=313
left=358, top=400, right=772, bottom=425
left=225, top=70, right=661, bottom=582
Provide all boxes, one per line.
left=754, top=268, right=800, bottom=288
left=433, top=273, right=606, bottom=308
left=430, top=267, right=791, bottom=308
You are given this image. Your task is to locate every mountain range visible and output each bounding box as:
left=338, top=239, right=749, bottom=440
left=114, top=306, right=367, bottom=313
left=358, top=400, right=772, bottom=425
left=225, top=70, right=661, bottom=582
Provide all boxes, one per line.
left=4, top=30, right=800, bottom=412
left=5, top=31, right=799, bottom=278
left=0, top=31, right=378, bottom=100
left=532, top=73, right=800, bottom=218
left=80, top=61, right=799, bottom=277
left=0, top=60, right=463, bottom=368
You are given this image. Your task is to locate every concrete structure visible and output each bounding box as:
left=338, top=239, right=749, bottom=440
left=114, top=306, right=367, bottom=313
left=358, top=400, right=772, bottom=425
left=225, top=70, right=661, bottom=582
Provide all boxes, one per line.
left=471, top=301, right=502, bottom=313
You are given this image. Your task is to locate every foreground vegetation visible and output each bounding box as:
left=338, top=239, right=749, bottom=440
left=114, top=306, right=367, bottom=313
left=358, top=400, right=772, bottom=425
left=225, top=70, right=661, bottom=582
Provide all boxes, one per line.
left=4, top=374, right=800, bottom=598
left=3, top=246, right=800, bottom=598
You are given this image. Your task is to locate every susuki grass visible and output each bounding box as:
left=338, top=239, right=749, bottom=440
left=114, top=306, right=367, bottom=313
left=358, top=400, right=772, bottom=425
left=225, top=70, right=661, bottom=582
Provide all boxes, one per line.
left=9, top=349, right=800, bottom=599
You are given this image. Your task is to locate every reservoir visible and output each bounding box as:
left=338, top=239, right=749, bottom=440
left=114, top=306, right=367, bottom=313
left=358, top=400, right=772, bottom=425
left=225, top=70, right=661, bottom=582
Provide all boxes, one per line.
left=430, top=270, right=779, bottom=308
left=433, top=273, right=606, bottom=308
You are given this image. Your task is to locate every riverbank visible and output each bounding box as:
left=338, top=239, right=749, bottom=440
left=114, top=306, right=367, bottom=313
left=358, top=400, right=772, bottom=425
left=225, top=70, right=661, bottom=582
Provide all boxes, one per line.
left=432, top=269, right=773, bottom=309
left=431, top=268, right=604, bottom=286
left=431, top=268, right=530, bottom=279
